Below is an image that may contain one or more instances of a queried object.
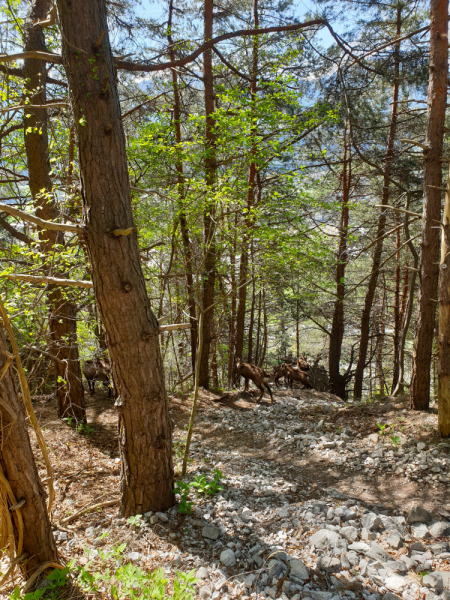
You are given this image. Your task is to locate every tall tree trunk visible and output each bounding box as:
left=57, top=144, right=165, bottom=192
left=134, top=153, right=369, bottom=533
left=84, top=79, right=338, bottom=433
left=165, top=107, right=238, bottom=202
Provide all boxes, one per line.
left=227, top=219, right=237, bottom=387
left=247, top=251, right=256, bottom=363
left=328, top=124, right=351, bottom=399
left=258, top=287, right=267, bottom=367
left=255, top=290, right=262, bottom=365
left=234, top=0, right=259, bottom=370
left=198, top=0, right=217, bottom=389
left=0, top=325, right=58, bottom=577
left=23, top=0, right=85, bottom=422
left=375, top=287, right=387, bottom=395
left=56, top=0, right=173, bottom=516
left=438, top=162, right=450, bottom=436
left=168, top=0, right=197, bottom=380
left=392, top=213, right=402, bottom=391
left=393, top=194, right=419, bottom=395
left=353, top=6, right=402, bottom=399
left=410, top=0, right=448, bottom=410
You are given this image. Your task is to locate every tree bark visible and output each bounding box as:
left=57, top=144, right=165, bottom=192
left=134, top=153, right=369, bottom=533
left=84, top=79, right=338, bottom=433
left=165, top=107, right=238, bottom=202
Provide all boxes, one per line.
left=198, top=0, right=217, bottom=389
left=227, top=220, right=237, bottom=387
left=393, top=194, right=419, bottom=396
left=255, top=290, right=262, bottom=365
left=328, top=124, right=351, bottom=399
left=0, top=325, right=58, bottom=577
left=410, top=0, right=448, bottom=411
left=353, top=6, right=402, bottom=400
left=234, top=0, right=259, bottom=371
left=23, top=0, right=85, bottom=422
left=56, top=0, right=173, bottom=516
left=258, top=287, right=267, bottom=367
left=168, top=0, right=197, bottom=381
left=438, top=162, right=450, bottom=436
left=392, top=212, right=402, bottom=391
left=247, top=251, right=256, bottom=363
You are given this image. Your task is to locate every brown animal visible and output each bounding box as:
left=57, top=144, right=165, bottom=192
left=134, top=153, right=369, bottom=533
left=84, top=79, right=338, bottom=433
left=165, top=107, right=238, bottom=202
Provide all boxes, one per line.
left=83, top=357, right=113, bottom=397
left=236, top=359, right=274, bottom=403
left=272, top=363, right=288, bottom=388
left=297, top=355, right=310, bottom=371
left=285, top=363, right=313, bottom=389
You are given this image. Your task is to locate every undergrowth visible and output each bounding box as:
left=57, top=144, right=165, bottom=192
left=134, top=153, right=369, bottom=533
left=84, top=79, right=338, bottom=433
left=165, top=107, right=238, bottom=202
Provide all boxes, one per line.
left=10, top=544, right=197, bottom=600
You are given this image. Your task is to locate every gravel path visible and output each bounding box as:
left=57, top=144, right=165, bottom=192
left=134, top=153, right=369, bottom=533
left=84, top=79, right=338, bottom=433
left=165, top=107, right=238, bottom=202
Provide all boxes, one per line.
left=52, top=387, right=450, bottom=600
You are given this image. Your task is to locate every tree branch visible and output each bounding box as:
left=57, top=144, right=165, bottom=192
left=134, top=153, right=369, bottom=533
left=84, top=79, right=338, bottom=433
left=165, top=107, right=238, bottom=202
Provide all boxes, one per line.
left=0, top=202, right=84, bottom=234
left=0, top=215, right=33, bottom=245
left=0, top=51, right=63, bottom=64
left=1, top=101, right=68, bottom=114
left=3, top=273, right=93, bottom=288
left=115, top=20, right=326, bottom=72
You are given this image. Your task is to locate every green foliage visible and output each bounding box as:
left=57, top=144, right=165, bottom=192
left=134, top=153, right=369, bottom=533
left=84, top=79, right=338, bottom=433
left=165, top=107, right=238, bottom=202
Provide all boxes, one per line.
left=9, top=546, right=197, bottom=600
left=376, top=422, right=388, bottom=436
left=9, top=567, right=70, bottom=600
left=173, top=481, right=193, bottom=514
left=174, top=469, right=224, bottom=514
left=127, top=514, right=143, bottom=529
left=190, top=469, right=224, bottom=496
left=75, top=544, right=197, bottom=600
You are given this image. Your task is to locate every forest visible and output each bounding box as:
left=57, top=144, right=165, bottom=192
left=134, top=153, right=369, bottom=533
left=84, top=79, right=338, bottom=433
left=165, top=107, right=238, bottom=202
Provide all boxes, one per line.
left=0, top=0, right=450, bottom=598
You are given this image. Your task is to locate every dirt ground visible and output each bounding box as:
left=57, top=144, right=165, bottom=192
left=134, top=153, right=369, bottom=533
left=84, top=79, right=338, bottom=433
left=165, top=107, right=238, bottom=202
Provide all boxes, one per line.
left=18, top=383, right=449, bottom=595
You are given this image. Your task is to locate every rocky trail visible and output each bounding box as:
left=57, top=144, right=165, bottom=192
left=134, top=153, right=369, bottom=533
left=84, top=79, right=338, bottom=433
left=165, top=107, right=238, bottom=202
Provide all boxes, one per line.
left=35, top=385, right=450, bottom=600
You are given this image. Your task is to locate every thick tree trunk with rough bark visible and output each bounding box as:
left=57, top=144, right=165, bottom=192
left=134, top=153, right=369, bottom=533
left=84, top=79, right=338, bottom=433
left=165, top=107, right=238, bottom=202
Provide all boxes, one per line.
left=198, top=0, right=217, bottom=389
left=56, top=0, right=173, bottom=515
left=23, top=0, right=85, bottom=422
left=0, top=325, right=58, bottom=576
left=410, top=0, right=448, bottom=411
left=353, top=7, right=402, bottom=400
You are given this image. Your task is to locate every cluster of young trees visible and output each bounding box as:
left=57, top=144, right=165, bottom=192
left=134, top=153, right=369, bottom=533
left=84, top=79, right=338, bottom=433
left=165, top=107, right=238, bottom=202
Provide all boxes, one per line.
left=0, top=0, right=449, bottom=582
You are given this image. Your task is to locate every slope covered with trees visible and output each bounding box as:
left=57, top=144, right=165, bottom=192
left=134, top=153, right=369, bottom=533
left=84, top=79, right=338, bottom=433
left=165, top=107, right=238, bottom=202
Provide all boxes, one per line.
left=0, top=0, right=449, bottom=595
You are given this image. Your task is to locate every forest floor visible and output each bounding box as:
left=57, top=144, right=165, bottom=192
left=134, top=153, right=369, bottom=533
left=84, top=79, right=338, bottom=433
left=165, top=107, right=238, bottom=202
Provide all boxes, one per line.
left=24, top=385, right=450, bottom=600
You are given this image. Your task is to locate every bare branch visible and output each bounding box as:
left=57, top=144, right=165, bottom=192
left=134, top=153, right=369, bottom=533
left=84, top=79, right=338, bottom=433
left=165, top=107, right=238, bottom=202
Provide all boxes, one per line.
left=115, top=20, right=326, bottom=72
left=0, top=202, right=84, bottom=234
left=0, top=51, right=63, bottom=64
left=1, top=101, right=68, bottom=114
left=159, top=323, right=191, bottom=332
left=3, top=273, right=93, bottom=288
left=0, top=215, right=33, bottom=245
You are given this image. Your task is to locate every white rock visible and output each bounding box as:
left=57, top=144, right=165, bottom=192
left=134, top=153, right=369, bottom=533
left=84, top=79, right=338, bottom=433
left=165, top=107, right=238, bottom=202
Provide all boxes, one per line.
left=422, top=573, right=444, bottom=593
left=290, top=558, right=308, bottom=580
left=155, top=511, right=169, bottom=522
left=128, top=552, right=141, bottom=562
left=196, top=567, right=209, bottom=579
left=385, top=576, right=409, bottom=593
left=220, top=548, right=236, bottom=567
left=202, top=524, right=220, bottom=540
left=310, top=529, right=346, bottom=550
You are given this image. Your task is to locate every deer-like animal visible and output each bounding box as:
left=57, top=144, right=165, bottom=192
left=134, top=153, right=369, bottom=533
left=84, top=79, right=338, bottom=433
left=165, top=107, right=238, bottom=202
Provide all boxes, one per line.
left=236, top=358, right=274, bottom=403
left=285, top=363, right=313, bottom=389
left=83, top=357, right=113, bottom=397
left=297, top=355, right=310, bottom=371
left=272, top=363, right=288, bottom=388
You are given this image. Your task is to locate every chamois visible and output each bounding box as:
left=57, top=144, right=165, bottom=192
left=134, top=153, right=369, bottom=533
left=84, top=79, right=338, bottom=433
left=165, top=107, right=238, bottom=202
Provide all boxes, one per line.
left=236, top=359, right=274, bottom=403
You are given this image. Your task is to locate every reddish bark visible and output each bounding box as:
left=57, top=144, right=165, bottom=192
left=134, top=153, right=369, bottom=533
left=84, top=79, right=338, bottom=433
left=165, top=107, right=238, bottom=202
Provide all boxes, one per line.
left=410, top=0, right=448, bottom=410
left=56, top=0, right=173, bottom=515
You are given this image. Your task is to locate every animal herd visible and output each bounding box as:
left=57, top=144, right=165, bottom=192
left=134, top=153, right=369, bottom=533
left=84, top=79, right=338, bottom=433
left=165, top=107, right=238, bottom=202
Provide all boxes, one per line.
left=82, top=354, right=314, bottom=404
left=235, top=355, right=313, bottom=404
